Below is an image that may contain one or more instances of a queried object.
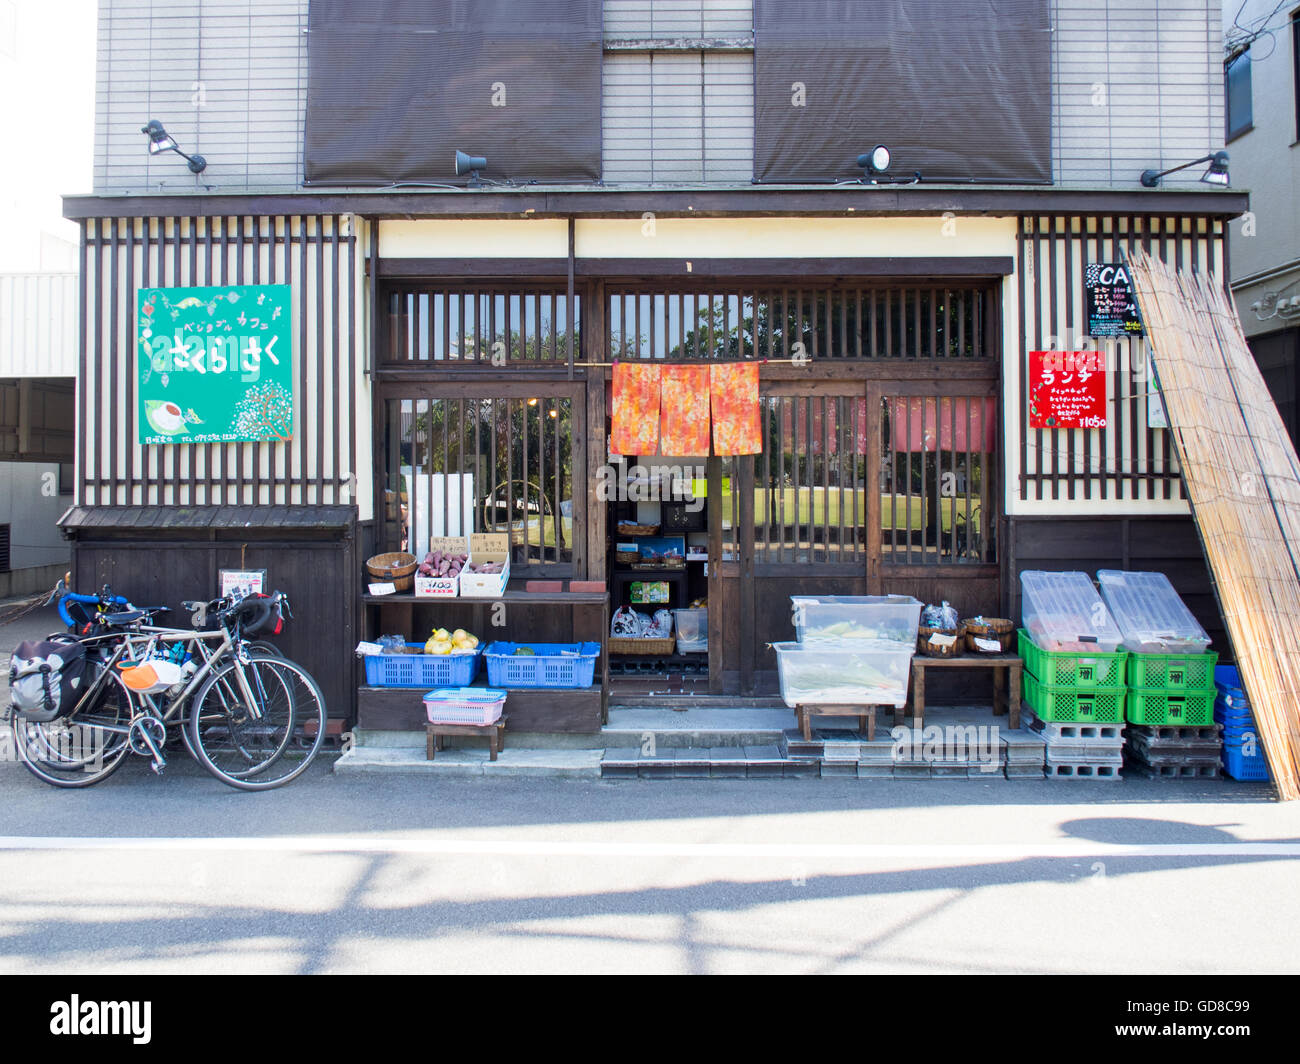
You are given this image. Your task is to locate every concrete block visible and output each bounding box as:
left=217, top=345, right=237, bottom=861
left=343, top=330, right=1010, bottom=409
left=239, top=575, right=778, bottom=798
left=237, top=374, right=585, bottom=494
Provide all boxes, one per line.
left=1046, top=761, right=1123, bottom=780
left=819, top=761, right=858, bottom=777
left=857, top=764, right=895, bottom=779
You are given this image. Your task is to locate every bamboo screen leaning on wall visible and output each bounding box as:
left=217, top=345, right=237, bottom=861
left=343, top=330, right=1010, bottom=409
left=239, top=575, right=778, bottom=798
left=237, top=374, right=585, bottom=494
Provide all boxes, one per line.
left=1128, top=246, right=1300, bottom=800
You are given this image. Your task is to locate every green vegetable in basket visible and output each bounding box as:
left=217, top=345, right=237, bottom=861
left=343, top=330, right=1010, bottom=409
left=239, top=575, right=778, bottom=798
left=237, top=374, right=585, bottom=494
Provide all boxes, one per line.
left=513, top=646, right=536, bottom=656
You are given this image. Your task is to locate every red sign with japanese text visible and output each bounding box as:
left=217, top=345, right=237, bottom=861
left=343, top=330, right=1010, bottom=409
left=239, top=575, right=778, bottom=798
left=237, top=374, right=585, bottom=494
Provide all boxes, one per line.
left=1028, top=351, right=1107, bottom=429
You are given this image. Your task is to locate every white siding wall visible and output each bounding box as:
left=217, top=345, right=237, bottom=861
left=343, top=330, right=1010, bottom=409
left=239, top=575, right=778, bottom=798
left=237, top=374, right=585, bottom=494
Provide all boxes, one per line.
left=91, top=0, right=1225, bottom=191
left=94, top=0, right=305, bottom=193
left=0, top=273, right=78, bottom=378
left=1054, top=0, right=1224, bottom=187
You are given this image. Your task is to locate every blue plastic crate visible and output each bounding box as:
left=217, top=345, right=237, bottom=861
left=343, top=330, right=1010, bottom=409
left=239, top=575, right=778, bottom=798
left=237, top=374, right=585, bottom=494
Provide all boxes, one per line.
left=363, top=645, right=481, bottom=687
left=1213, top=665, right=1250, bottom=710
left=483, top=642, right=600, bottom=689
left=1222, top=741, right=1270, bottom=781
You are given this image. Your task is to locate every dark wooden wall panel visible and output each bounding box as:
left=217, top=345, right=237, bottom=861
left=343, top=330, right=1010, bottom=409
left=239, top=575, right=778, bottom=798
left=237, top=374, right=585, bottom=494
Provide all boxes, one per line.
left=71, top=529, right=360, bottom=722
left=1008, top=514, right=1227, bottom=659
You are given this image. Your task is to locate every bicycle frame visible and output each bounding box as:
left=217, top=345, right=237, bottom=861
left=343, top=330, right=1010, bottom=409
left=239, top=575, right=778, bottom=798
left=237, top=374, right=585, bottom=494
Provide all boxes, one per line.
left=67, top=623, right=264, bottom=743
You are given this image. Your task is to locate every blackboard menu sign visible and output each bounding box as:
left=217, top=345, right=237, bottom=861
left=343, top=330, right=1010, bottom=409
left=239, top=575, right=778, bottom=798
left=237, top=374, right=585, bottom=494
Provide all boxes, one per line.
left=1085, top=263, right=1145, bottom=338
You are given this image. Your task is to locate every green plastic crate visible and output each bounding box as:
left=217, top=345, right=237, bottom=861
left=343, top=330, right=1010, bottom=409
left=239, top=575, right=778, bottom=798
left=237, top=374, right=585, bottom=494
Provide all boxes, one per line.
left=1126, top=686, right=1216, bottom=726
left=1125, top=651, right=1218, bottom=691
left=1017, top=629, right=1128, bottom=687
left=1022, top=672, right=1126, bottom=723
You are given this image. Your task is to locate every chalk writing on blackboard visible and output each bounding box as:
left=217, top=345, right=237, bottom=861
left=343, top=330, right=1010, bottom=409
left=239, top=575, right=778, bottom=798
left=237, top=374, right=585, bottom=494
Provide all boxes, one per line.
left=1086, top=263, right=1145, bottom=338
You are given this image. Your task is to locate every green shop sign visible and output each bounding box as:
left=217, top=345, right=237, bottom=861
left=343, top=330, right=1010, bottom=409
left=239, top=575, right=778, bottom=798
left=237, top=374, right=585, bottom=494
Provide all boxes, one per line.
left=136, top=284, right=293, bottom=445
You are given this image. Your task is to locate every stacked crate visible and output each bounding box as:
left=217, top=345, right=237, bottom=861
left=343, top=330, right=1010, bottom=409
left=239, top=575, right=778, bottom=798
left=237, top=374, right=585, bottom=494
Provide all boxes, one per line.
left=1019, top=572, right=1129, bottom=780
left=1018, top=630, right=1128, bottom=779
left=1097, top=571, right=1221, bottom=780
left=1214, top=665, right=1271, bottom=781
left=1121, top=650, right=1222, bottom=779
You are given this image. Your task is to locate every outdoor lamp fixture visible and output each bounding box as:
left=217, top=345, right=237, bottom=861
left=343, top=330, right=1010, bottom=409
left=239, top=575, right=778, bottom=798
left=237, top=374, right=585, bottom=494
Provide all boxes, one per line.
left=856, top=144, right=922, bottom=185
left=859, top=144, right=892, bottom=176
left=455, top=149, right=488, bottom=188
left=1140, top=150, right=1229, bottom=188
left=140, top=119, right=207, bottom=174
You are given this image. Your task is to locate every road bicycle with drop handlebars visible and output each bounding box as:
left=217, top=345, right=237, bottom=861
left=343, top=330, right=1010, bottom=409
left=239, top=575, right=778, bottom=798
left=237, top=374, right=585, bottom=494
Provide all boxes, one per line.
left=8, top=582, right=326, bottom=791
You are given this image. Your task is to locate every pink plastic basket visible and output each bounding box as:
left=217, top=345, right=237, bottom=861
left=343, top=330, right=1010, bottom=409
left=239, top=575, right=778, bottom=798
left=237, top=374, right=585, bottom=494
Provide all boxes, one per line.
left=423, top=687, right=506, bottom=726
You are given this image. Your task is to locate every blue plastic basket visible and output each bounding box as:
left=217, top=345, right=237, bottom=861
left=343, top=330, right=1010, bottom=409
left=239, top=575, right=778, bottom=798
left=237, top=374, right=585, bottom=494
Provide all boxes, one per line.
left=483, top=642, right=600, bottom=688
left=363, top=645, right=481, bottom=687
left=1213, top=665, right=1250, bottom=709
left=1222, top=741, right=1270, bottom=781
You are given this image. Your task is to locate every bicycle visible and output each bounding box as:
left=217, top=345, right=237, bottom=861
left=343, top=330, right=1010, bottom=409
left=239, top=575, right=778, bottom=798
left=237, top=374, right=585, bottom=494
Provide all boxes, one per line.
left=10, top=587, right=326, bottom=791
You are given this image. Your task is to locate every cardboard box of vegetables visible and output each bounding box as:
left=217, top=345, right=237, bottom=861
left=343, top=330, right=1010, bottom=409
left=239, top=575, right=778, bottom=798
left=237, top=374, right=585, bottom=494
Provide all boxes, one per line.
left=414, top=537, right=470, bottom=597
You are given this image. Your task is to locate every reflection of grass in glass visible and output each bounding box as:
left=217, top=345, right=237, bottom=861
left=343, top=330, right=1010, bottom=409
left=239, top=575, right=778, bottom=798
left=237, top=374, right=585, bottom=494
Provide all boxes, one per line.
left=722, top=489, right=980, bottom=532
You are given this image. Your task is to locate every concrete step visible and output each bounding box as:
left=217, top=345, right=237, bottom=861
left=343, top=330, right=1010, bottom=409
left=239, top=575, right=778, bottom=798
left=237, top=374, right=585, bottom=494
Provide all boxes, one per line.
left=335, top=745, right=603, bottom=778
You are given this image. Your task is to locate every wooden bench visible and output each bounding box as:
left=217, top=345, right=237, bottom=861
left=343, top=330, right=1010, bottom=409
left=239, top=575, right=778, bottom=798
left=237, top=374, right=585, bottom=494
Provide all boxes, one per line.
left=907, top=654, right=1023, bottom=730
left=794, top=704, right=880, bottom=742
left=425, top=714, right=508, bottom=761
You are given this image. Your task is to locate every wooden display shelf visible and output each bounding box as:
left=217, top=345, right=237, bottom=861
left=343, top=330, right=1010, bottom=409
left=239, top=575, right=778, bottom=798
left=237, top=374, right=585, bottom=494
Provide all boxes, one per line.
left=358, top=683, right=602, bottom=734
left=362, top=583, right=610, bottom=729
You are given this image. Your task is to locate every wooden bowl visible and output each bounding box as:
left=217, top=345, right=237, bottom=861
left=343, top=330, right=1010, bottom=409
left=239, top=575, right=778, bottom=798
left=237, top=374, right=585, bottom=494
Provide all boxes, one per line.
left=918, top=625, right=965, bottom=657
left=365, top=552, right=418, bottom=591
left=962, top=618, right=1015, bottom=653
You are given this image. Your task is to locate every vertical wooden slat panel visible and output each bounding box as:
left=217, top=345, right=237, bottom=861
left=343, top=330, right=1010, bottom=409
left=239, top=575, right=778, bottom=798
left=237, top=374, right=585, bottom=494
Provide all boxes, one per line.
left=78, top=219, right=89, bottom=505
left=107, top=218, right=118, bottom=503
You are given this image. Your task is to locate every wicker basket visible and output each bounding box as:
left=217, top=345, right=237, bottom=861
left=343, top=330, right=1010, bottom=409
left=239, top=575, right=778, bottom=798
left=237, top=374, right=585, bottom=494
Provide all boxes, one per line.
left=962, top=617, right=1015, bottom=653
left=630, top=558, right=685, bottom=571
left=609, top=636, right=677, bottom=656
left=616, top=522, right=660, bottom=537
left=918, top=624, right=965, bottom=658
left=365, top=552, right=418, bottom=591
left=614, top=550, right=640, bottom=565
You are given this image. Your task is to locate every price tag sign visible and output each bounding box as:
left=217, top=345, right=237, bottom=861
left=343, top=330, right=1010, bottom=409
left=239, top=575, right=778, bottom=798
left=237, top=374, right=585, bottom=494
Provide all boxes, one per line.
left=1029, top=351, right=1107, bottom=429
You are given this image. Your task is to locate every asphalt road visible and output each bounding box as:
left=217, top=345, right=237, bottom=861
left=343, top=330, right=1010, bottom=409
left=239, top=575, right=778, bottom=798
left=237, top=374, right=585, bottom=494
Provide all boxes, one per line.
left=1, top=753, right=1296, bottom=974
left=2, top=601, right=1297, bottom=975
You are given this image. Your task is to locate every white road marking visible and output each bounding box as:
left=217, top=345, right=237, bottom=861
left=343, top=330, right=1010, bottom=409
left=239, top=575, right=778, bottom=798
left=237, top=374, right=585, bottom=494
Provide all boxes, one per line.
left=0, top=837, right=1297, bottom=859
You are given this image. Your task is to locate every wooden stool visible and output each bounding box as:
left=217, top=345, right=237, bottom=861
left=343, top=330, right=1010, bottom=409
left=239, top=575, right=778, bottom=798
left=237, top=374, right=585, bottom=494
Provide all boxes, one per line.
left=907, top=655, right=1023, bottom=731
left=425, top=714, right=508, bottom=761
left=794, top=704, right=878, bottom=742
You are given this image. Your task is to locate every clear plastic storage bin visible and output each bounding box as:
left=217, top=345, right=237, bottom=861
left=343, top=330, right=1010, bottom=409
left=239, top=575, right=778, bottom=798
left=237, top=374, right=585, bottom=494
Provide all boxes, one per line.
left=772, top=640, right=914, bottom=708
left=1019, top=571, right=1123, bottom=652
left=673, top=608, right=708, bottom=654
left=790, top=595, right=922, bottom=646
left=1096, top=570, right=1211, bottom=653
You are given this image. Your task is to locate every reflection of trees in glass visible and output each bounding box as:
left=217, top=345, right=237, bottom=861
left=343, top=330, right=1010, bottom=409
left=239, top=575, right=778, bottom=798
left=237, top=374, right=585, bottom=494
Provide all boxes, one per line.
left=399, top=325, right=574, bottom=559
left=611, top=290, right=977, bottom=361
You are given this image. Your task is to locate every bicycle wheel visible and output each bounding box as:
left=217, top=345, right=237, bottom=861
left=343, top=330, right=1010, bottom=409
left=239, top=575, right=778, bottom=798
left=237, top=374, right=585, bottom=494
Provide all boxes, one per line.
left=11, top=657, right=134, bottom=788
left=186, top=654, right=327, bottom=791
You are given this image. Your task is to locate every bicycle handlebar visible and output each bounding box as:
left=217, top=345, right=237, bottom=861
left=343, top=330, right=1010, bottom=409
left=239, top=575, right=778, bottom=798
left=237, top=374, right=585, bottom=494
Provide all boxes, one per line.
left=57, top=589, right=130, bottom=628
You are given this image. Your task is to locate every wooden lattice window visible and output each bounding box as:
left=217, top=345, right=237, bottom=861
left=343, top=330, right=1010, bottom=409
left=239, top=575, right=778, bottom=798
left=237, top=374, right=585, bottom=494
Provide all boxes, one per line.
left=384, top=287, right=580, bottom=364
left=608, top=285, right=990, bottom=360
left=381, top=392, right=580, bottom=571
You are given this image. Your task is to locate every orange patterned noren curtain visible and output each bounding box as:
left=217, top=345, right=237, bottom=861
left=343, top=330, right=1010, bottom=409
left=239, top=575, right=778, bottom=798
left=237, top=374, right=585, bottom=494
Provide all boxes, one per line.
left=610, top=363, right=662, bottom=455
left=710, top=363, right=763, bottom=455
left=659, top=365, right=712, bottom=456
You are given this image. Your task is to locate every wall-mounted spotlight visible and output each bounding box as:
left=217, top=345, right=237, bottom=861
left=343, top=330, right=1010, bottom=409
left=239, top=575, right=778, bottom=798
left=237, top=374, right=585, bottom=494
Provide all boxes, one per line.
left=1140, top=150, right=1229, bottom=188
left=855, top=145, right=921, bottom=185
left=858, top=145, right=892, bottom=176
left=141, top=119, right=207, bottom=174
left=455, top=150, right=488, bottom=188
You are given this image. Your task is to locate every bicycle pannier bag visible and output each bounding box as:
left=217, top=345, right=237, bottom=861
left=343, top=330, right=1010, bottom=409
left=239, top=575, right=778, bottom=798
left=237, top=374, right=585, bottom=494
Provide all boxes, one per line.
left=9, top=640, right=87, bottom=722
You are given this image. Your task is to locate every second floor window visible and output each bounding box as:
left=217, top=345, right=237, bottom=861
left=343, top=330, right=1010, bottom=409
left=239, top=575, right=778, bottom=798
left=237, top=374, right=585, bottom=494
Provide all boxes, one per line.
left=1226, top=47, right=1253, bottom=141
